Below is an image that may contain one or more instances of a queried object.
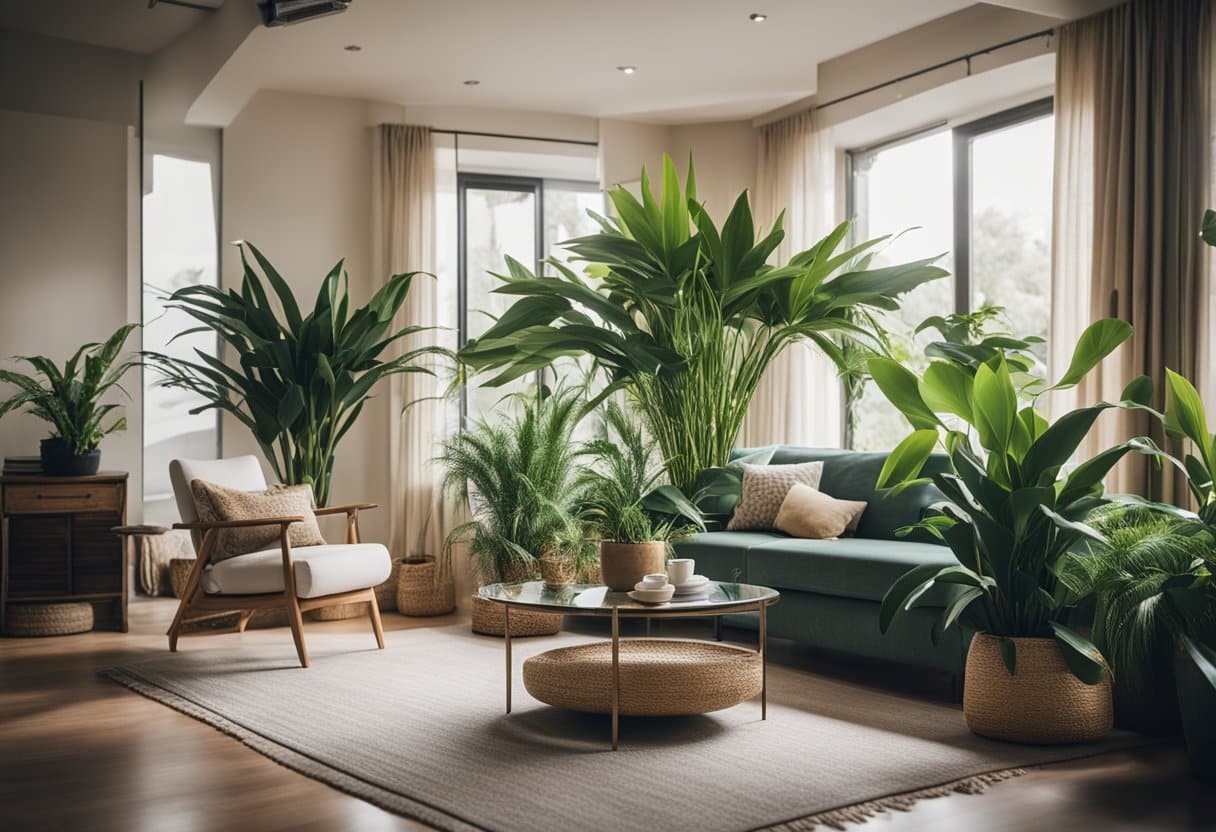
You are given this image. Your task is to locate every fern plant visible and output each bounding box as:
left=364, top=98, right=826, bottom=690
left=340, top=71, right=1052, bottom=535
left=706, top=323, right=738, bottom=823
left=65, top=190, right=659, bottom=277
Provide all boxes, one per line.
left=575, top=401, right=703, bottom=544
left=0, top=324, right=138, bottom=454
left=439, top=387, right=595, bottom=585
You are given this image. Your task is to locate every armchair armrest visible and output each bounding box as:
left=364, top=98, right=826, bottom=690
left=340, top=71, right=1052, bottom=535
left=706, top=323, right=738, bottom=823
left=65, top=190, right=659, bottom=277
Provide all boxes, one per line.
left=173, top=516, right=305, bottom=531
left=314, top=502, right=378, bottom=517
left=111, top=524, right=171, bottom=537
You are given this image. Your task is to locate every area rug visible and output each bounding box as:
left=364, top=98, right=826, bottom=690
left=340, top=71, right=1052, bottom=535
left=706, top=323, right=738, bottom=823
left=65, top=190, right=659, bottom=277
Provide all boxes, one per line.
left=106, top=625, right=1147, bottom=832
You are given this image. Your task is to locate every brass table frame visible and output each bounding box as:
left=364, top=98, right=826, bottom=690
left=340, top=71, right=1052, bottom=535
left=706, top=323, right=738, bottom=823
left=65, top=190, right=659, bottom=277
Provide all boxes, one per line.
left=494, top=592, right=778, bottom=750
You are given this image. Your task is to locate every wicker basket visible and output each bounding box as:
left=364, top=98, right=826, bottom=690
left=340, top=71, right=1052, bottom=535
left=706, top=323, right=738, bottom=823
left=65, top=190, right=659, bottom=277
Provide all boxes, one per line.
left=374, top=558, right=404, bottom=612
left=538, top=553, right=576, bottom=590
left=5, top=602, right=94, bottom=637
left=964, top=633, right=1114, bottom=744
left=396, top=556, right=456, bottom=617
left=599, top=541, right=667, bottom=591
left=523, top=638, right=762, bottom=715
left=471, top=594, right=562, bottom=637
left=309, top=600, right=370, bottom=621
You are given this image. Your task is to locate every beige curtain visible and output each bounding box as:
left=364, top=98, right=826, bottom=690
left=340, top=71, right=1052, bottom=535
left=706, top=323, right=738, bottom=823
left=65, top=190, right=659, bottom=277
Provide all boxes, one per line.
left=372, top=124, right=452, bottom=565
left=740, top=109, right=842, bottom=449
left=1049, top=0, right=1213, bottom=501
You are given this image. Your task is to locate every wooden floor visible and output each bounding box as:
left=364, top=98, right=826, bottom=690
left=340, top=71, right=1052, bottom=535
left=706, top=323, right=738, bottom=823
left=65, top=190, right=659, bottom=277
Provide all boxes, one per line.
left=1, top=598, right=1211, bottom=832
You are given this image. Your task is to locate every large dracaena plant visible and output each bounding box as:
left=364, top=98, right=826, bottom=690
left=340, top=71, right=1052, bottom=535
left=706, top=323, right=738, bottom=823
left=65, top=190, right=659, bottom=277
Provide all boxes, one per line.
left=0, top=324, right=138, bottom=454
left=872, top=317, right=1179, bottom=684
left=458, top=154, right=948, bottom=495
left=144, top=242, right=447, bottom=506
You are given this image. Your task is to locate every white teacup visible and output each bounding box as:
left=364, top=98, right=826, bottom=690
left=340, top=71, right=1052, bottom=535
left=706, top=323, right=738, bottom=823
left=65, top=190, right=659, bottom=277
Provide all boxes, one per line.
left=641, top=573, right=669, bottom=589
left=667, top=558, right=695, bottom=585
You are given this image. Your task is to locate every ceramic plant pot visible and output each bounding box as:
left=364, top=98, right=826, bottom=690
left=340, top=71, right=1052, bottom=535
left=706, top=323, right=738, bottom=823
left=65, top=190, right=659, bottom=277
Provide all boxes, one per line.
left=598, top=541, right=667, bottom=591
left=40, top=437, right=100, bottom=476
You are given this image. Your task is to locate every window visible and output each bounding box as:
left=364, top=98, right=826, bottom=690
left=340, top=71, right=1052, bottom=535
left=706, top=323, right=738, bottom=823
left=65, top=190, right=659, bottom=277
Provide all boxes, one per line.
left=457, top=173, right=602, bottom=421
left=142, top=154, right=220, bottom=525
left=847, top=99, right=1054, bottom=450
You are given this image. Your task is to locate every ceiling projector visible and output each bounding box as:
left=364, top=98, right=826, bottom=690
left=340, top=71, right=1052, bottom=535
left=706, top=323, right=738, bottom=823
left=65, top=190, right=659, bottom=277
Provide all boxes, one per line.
left=261, top=0, right=351, bottom=27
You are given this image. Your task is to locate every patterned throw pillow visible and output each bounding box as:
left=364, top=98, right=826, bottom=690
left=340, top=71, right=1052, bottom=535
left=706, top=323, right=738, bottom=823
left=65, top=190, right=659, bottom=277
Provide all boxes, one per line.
left=190, top=480, right=326, bottom=561
left=774, top=483, right=868, bottom=540
left=727, top=461, right=825, bottom=531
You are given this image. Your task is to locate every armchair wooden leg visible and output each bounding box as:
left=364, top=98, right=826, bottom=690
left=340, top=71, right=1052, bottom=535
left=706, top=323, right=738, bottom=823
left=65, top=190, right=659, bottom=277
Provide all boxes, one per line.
left=366, top=588, right=385, bottom=649
left=167, top=530, right=215, bottom=653
left=286, top=595, right=309, bottom=668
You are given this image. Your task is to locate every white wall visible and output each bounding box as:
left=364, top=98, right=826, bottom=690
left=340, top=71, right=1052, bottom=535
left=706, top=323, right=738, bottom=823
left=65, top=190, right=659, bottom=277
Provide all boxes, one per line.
left=669, top=121, right=758, bottom=224
left=0, top=108, right=141, bottom=511
left=221, top=90, right=392, bottom=544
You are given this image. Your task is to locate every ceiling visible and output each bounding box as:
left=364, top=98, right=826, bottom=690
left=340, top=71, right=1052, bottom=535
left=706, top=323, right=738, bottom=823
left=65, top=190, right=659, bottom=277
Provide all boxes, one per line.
left=0, top=0, right=224, bottom=54
left=195, top=0, right=990, bottom=126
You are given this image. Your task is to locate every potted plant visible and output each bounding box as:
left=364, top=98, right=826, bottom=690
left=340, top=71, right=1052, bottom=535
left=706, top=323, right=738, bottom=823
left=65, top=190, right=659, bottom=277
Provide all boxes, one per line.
left=144, top=242, right=447, bottom=506
left=0, top=324, right=138, bottom=476
left=872, top=315, right=1166, bottom=744
left=576, top=402, right=703, bottom=590
left=458, top=154, right=947, bottom=497
left=438, top=386, right=593, bottom=635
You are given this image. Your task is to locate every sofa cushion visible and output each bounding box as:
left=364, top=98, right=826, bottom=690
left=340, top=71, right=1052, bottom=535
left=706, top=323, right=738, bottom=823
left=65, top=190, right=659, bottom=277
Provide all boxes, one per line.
left=674, top=531, right=786, bottom=583
left=774, top=484, right=867, bottom=539
left=730, top=447, right=949, bottom=541
left=200, top=543, right=392, bottom=599
left=727, top=460, right=824, bottom=530
left=747, top=537, right=958, bottom=606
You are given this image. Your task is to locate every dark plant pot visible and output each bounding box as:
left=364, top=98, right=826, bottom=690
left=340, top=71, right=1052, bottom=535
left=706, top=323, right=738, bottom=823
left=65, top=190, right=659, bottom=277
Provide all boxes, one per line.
left=40, top=438, right=100, bottom=476
left=1175, top=648, right=1216, bottom=784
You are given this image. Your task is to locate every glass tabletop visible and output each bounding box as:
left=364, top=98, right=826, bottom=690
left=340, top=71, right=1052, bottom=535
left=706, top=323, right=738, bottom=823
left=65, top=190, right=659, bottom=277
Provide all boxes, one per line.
left=476, top=581, right=778, bottom=616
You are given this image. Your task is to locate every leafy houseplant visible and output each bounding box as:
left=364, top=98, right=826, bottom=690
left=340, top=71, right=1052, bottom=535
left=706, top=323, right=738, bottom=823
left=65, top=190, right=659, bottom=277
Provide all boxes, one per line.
left=144, top=242, right=446, bottom=506
left=576, top=402, right=703, bottom=590
left=0, top=324, right=138, bottom=475
left=458, top=154, right=947, bottom=496
left=439, top=386, right=595, bottom=589
left=872, top=316, right=1165, bottom=743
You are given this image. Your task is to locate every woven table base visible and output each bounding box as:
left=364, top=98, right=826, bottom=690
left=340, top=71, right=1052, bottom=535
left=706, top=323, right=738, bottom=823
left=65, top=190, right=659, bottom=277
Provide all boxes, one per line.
left=523, top=638, right=762, bottom=715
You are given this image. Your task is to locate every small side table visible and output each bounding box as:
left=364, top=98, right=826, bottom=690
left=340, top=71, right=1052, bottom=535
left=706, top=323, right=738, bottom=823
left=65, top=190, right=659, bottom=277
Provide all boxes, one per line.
left=111, top=525, right=169, bottom=631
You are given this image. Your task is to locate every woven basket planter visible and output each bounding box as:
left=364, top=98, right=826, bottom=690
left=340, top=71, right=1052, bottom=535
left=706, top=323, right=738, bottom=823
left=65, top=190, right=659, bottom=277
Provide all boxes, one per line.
left=374, top=558, right=404, bottom=612
left=5, top=602, right=94, bottom=637
left=396, top=556, right=456, bottom=617
left=538, top=553, right=577, bottom=590
left=599, top=541, right=666, bottom=591
left=471, top=594, right=562, bottom=637
left=964, top=633, right=1113, bottom=744
left=310, top=600, right=370, bottom=621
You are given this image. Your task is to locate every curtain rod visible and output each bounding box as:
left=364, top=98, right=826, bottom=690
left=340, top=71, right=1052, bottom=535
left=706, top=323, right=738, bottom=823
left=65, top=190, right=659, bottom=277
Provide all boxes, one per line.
left=428, top=128, right=598, bottom=148
left=815, top=28, right=1054, bottom=111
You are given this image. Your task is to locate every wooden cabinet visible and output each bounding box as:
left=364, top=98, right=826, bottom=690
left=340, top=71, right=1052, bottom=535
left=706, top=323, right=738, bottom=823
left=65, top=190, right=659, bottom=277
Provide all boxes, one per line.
left=1, top=473, right=128, bottom=634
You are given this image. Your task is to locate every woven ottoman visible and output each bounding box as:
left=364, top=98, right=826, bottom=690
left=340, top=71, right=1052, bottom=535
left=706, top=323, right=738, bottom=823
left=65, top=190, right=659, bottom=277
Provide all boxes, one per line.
left=522, top=638, right=762, bottom=716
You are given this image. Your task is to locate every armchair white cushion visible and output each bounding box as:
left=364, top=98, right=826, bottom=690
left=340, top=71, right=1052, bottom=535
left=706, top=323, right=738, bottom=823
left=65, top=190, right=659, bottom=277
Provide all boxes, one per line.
left=201, top=543, right=392, bottom=598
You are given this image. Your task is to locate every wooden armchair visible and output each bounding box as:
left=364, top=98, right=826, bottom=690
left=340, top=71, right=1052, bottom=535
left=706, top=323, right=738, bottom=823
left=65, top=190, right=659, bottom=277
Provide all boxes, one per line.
left=154, top=456, right=391, bottom=667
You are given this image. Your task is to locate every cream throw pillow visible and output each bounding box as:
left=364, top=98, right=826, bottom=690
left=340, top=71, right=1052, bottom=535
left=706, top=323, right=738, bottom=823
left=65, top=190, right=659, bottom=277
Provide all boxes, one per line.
left=727, top=461, right=824, bottom=531
left=190, top=480, right=326, bottom=561
left=774, top=483, right=868, bottom=540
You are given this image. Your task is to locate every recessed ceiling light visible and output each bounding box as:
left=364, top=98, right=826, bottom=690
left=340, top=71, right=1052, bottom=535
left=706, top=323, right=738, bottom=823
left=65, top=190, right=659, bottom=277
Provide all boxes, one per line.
left=749, top=13, right=767, bottom=22
left=617, top=65, right=637, bottom=75
left=343, top=44, right=362, bottom=51
left=463, top=79, right=480, bottom=86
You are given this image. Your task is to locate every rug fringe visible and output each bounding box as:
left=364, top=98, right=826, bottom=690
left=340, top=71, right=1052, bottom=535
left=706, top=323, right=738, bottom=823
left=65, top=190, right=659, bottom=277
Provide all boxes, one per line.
left=762, top=768, right=1027, bottom=831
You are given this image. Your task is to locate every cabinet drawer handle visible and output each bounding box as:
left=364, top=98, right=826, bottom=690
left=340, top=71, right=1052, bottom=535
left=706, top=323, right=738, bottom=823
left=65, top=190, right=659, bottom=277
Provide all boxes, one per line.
left=36, top=493, right=92, bottom=500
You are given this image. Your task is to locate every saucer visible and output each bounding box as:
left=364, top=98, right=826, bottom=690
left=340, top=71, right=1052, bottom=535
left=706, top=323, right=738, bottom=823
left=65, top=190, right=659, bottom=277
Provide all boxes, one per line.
left=672, top=575, right=710, bottom=595
left=628, top=586, right=675, bottom=604
left=635, top=580, right=672, bottom=592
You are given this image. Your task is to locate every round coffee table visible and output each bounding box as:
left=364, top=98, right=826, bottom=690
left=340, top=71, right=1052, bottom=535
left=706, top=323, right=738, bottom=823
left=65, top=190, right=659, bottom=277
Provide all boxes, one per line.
left=476, top=581, right=779, bottom=749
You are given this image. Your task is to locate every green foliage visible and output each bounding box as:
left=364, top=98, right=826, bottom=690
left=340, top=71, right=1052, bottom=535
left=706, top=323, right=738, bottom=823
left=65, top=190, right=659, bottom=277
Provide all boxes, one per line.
left=458, top=153, right=947, bottom=494
left=439, top=387, right=595, bottom=585
left=575, top=401, right=703, bottom=544
left=873, top=315, right=1164, bottom=684
left=0, top=324, right=138, bottom=454
left=144, top=242, right=447, bottom=506
left=1059, top=506, right=1216, bottom=693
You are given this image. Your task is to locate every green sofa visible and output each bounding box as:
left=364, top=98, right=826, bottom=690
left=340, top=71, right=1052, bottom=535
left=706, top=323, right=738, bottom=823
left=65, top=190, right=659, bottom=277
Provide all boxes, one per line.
left=674, top=446, right=971, bottom=676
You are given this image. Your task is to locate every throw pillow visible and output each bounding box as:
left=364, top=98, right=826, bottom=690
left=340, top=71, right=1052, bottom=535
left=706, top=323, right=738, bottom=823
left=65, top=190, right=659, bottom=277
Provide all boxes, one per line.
left=774, top=483, right=868, bottom=540
left=190, top=480, right=326, bottom=561
left=727, top=461, right=824, bottom=531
